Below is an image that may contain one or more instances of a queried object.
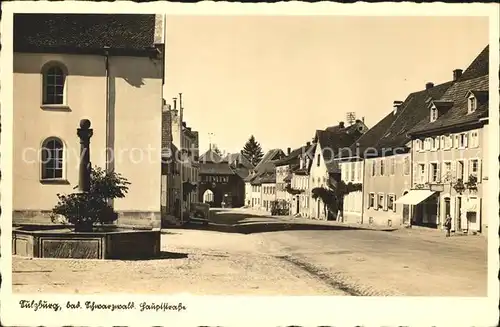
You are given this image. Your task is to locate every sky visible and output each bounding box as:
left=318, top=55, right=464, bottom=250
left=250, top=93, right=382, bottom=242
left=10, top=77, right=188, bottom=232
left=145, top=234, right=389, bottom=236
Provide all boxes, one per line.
left=163, top=16, right=489, bottom=155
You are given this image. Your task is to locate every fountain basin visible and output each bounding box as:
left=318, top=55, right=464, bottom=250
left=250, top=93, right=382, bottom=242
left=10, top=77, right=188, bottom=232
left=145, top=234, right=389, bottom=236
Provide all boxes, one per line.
left=12, top=225, right=160, bottom=259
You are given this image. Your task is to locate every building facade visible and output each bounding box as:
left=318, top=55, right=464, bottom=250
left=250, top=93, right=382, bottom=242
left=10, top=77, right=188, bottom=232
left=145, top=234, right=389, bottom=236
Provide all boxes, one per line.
left=406, top=46, right=490, bottom=234
left=13, top=14, right=165, bottom=228
left=198, top=149, right=252, bottom=208
left=339, top=160, right=364, bottom=223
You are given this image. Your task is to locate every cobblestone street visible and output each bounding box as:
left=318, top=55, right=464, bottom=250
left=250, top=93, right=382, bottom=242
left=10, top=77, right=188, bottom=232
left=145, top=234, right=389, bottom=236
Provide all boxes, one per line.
left=13, top=209, right=487, bottom=296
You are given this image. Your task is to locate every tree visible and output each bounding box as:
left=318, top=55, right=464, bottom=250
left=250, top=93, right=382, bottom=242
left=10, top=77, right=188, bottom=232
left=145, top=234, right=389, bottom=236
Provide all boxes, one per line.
left=241, top=135, right=264, bottom=167
left=50, top=166, right=130, bottom=232
left=311, top=177, right=362, bottom=221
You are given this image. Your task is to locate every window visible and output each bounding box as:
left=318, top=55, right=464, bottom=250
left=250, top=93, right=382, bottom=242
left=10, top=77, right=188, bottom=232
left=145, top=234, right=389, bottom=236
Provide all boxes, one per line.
left=430, top=162, right=439, bottom=183
left=418, top=164, right=426, bottom=183
left=380, top=159, right=385, bottom=176
left=41, top=138, right=64, bottom=180
left=443, top=134, right=453, bottom=149
left=368, top=193, right=375, bottom=208
left=42, top=64, right=67, bottom=105
left=350, top=162, right=355, bottom=181
left=457, top=133, right=468, bottom=148
left=457, top=160, right=464, bottom=181
left=434, top=137, right=440, bottom=150
left=403, top=157, right=410, bottom=175
left=377, top=193, right=385, bottom=210
left=470, top=131, right=479, bottom=148
left=390, top=158, right=396, bottom=175
left=468, top=96, right=477, bottom=113
left=430, top=107, right=438, bottom=122
left=443, top=161, right=452, bottom=182
left=415, top=139, right=422, bottom=152
left=317, top=154, right=321, bottom=167
left=424, top=138, right=432, bottom=151
left=387, top=194, right=396, bottom=212
left=470, top=159, right=479, bottom=178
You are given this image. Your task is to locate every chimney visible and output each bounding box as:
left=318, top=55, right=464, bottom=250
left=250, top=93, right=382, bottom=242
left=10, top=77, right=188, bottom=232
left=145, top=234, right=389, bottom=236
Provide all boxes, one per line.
left=162, top=103, right=171, bottom=112
left=306, top=141, right=311, bottom=147
left=393, top=100, right=403, bottom=115
left=173, top=97, right=177, bottom=110
left=425, top=82, right=434, bottom=90
left=362, top=117, right=365, bottom=123
left=287, top=147, right=291, bottom=155
left=453, top=69, right=463, bottom=81
left=339, top=121, right=345, bottom=128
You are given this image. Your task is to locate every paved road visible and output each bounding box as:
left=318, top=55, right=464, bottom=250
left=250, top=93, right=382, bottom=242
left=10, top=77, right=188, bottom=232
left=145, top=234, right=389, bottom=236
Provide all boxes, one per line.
left=12, top=209, right=487, bottom=296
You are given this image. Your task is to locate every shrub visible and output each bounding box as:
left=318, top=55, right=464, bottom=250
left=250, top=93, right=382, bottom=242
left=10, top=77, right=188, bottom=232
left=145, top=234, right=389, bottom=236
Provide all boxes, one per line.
left=50, top=166, right=130, bottom=231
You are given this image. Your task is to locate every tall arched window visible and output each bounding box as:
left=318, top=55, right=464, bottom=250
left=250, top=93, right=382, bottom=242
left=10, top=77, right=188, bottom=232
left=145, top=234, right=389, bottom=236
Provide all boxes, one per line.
left=41, top=138, right=64, bottom=179
left=42, top=64, right=66, bottom=105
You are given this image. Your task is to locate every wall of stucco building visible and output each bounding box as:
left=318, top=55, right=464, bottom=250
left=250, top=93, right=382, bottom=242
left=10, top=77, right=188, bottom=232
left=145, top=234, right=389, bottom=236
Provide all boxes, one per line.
left=411, top=127, right=486, bottom=232
left=261, top=182, right=276, bottom=212
left=340, top=160, right=364, bottom=223
left=13, top=53, right=163, bottom=226
left=308, top=144, right=329, bottom=220
left=363, top=153, right=411, bottom=227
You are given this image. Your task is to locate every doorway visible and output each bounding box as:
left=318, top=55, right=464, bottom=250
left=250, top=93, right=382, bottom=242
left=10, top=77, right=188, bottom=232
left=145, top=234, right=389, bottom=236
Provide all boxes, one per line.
left=455, top=196, right=462, bottom=232
left=402, top=191, right=409, bottom=224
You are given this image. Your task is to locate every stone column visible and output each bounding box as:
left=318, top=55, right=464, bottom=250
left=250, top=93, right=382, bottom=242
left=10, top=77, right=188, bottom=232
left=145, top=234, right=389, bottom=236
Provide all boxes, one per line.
left=77, top=119, right=93, bottom=193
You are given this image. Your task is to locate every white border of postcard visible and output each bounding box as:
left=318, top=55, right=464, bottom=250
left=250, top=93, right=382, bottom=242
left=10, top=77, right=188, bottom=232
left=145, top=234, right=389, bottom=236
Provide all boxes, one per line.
left=1, top=1, right=499, bottom=326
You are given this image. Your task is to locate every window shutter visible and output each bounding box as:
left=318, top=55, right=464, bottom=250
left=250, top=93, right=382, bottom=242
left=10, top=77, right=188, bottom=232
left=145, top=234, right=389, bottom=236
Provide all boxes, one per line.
left=463, top=159, right=468, bottom=181
left=451, top=161, right=456, bottom=179
left=436, top=163, right=441, bottom=182
left=367, top=194, right=371, bottom=209
left=454, top=135, right=459, bottom=148
left=393, top=195, right=397, bottom=212
left=383, top=194, right=388, bottom=211
left=478, top=159, right=482, bottom=182
left=464, top=133, right=469, bottom=148
left=412, top=163, right=417, bottom=183
left=436, top=137, right=440, bottom=150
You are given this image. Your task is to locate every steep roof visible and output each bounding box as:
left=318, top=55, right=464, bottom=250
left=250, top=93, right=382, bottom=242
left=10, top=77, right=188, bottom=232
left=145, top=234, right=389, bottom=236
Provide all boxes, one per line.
left=316, top=130, right=363, bottom=172
left=224, top=153, right=254, bottom=170
left=274, top=146, right=306, bottom=167
left=14, top=14, right=158, bottom=55
left=199, top=149, right=224, bottom=163
left=199, top=162, right=235, bottom=175
left=375, top=81, right=454, bottom=149
left=458, top=45, right=489, bottom=81
left=409, top=45, right=490, bottom=135
left=245, top=149, right=284, bottom=183
left=409, top=75, right=488, bottom=135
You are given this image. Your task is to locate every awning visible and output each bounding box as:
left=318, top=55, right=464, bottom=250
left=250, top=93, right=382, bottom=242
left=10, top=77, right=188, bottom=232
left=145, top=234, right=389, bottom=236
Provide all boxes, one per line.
left=394, top=190, right=436, bottom=205
left=463, top=200, right=478, bottom=212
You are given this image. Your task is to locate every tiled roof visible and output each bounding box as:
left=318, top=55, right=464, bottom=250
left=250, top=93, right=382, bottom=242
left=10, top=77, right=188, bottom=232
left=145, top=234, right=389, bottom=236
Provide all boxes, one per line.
left=224, top=153, right=254, bottom=169
left=274, top=146, right=305, bottom=166
left=245, top=149, right=285, bottom=182
left=14, top=14, right=157, bottom=55
left=199, top=149, right=224, bottom=163
left=375, top=81, right=454, bottom=149
left=458, top=45, right=489, bottom=81
left=409, top=75, right=488, bottom=135
left=409, top=45, right=491, bottom=135
left=316, top=129, right=362, bottom=171
left=199, top=162, right=235, bottom=175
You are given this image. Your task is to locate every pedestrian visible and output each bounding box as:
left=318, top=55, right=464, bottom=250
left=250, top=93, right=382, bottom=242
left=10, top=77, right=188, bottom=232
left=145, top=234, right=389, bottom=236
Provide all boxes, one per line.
left=444, top=214, right=452, bottom=237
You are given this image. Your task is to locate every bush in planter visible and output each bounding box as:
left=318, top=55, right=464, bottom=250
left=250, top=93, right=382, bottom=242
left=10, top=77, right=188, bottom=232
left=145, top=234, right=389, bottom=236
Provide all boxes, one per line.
left=50, top=166, right=130, bottom=231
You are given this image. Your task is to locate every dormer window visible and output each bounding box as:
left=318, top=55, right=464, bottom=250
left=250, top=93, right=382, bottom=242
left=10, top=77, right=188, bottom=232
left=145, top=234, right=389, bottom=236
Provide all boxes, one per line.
left=468, top=95, right=477, bottom=113
left=430, top=106, right=438, bottom=122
